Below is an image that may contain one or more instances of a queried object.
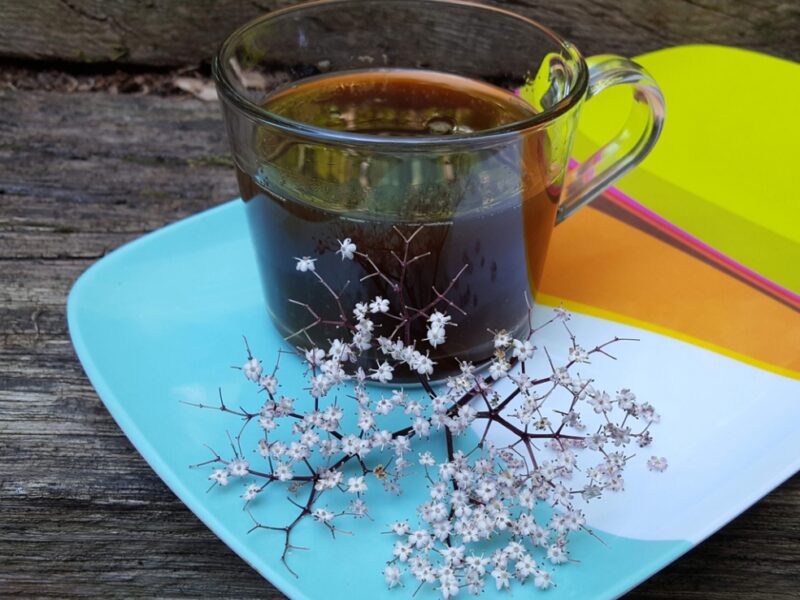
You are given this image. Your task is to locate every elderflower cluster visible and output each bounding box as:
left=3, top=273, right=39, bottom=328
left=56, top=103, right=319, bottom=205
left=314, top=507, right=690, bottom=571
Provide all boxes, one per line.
left=194, top=232, right=666, bottom=598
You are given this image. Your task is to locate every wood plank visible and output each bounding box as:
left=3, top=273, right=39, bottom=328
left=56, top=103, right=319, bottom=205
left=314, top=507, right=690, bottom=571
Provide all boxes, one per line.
left=0, top=89, right=797, bottom=598
left=0, top=0, right=797, bottom=66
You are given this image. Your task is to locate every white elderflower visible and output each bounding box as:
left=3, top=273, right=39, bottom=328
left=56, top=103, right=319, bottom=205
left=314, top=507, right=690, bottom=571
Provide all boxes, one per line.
left=304, top=347, right=325, bottom=367
left=491, top=567, right=511, bottom=590
left=242, top=483, right=261, bottom=502
left=465, top=554, right=490, bottom=576
left=227, top=458, right=249, bottom=477
left=564, top=509, right=586, bottom=531
left=276, top=396, right=293, bottom=416
left=457, top=404, right=477, bottom=426
left=428, top=310, right=451, bottom=328
left=287, top=441, right=310, bottom=462
left=294, top=256, right=316, bottom=272
left=327, top=339, right=353, bottom=362
left=341, top=434, right=360, bottom=455
left=352, top=330, right=372, bottom=352
left=257, top=438, right=270, bottom=458
left=589, top=390, right=613, bottom=413
left=607, top=424, right=632, bottom=446
left=547, top=544, right=568, bottom=564
left=312, top=508, right=334, bottom=524
left=504, top=541, right=525, bottom=561
left=374, top=397, right=393, bottom=415
left=199, top=245, right=666, bottom=595
left=309, top=374, right=330, bottom=399
left=393, top=435, right=411, bottom=455
left=441, top=545, right=465, bottom=567
left=530, top=524, right=549, bottom=547
left=638, top=430, right=654, bottom=448
left=369, top=296, right=390, bottom=313
left=393, top=541, right=413, bottom=561
left=357, top=409, right=375, bottom=432
left=488, top=359, right=510, bottom=380
left=274, top=463, right=293, bottom=481
left=411, top=559, right=436, bottom=584
left=209, top=469, right=228, bottom=486
left=647, top=456, right=669, bottom=472
left=432, top=520, right=453, bottom=541
left=569, top=345, right=590, bottom=363
left=640, top=402, right=661, bottom=424
left=424, top=324, right=446, bottom=348
left=259, top=374, right=277, bottom=395
left=242, top=357, right=262, bottom=382
left=534, top=569, right=553, bottom=590
left=419, top=452, right=436, bottom=467
left=608, top=475, right=625, bottom=492
left=616, top=388, right=636, bottom=410
left=314, top=469, right=342, bottom=491
left=475, top=480, right=497, bottom=502
left=440, top=572, right=459, bottom=599
left=371, top=429, right=392, bottom=450
left=412, top=416, right=430, bottom=438
left=586, top=432, right=606, bottom=450
left=552, top=367, right=572, bottom=386
left=346, top=476, right=367, bottom=494
left=403, top=399, right=423, bottom=416
left=424, top=502, right=448, bottom=522
left=353, top=302, right=369, bottom=320
left=369, top=361, right=394, bottom=383
left=351, top=503, right=369, bottom=526
left=355, top=322, right=374, bottom=339
left=511, top=339, right=536, bottom=360
left=336, top=237, right=357, bottom=260
left=429, top=482, right=447, bottom=501
left=319, top=438, right=339, bottom=457
left=490, top=549, right=508, bottom=570
left=412, top=353, right=434, bottom=376
left=515, top=553, right=537, bottom=580
left=268, top=440, right=287, bottom=458
left=384, top=564, right=402, bottom=588
left=408, top=529, right=432, bottom=549
left=258, top=416, right=276, bottom=432
left=300, top=429, right=319, bottom=448
left=390, top=521, right=410, bottom=535
left=493, top=329, right=512, bottom=348
left=450, top=489, right=469, bottom=509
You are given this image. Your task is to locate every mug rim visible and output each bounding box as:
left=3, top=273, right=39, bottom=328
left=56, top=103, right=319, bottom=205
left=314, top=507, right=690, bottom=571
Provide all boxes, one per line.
left=213, top=0, right=589, bottom=147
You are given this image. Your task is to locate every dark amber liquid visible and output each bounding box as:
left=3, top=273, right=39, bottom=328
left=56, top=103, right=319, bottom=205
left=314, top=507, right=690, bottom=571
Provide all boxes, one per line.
left=237, top=69, right=559, bottom=380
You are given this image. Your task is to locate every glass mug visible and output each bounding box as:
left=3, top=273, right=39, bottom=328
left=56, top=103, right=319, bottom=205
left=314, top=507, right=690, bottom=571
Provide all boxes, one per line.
left=213, top=0, right=665, bottom=380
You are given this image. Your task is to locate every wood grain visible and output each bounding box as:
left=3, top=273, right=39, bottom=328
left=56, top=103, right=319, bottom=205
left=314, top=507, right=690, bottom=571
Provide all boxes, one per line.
left=0, top=0, right=797, bottom=67
left=0, top=89, right=798, bottom=598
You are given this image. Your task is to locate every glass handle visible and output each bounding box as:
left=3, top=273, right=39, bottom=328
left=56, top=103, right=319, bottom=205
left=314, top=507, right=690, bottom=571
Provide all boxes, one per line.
left=557, top=55, right=666, bottom=223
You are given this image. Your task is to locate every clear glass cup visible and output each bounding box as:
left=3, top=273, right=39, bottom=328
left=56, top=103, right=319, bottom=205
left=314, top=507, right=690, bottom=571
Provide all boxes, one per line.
left=213, top=0, right=665, bottom=380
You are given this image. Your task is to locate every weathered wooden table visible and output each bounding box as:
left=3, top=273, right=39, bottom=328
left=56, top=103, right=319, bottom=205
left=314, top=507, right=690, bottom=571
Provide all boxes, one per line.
left=1, top=90, right=797, bottom=598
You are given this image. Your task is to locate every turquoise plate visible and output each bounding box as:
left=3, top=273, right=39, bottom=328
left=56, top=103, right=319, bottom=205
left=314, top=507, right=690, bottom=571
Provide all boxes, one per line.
left=67, top=199, right=800, bottom=599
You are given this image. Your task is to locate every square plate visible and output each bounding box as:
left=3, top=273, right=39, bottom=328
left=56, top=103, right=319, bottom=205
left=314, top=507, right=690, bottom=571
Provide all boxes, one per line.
left=68, top=196, right=800, bottom=600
